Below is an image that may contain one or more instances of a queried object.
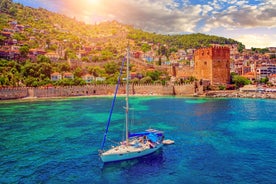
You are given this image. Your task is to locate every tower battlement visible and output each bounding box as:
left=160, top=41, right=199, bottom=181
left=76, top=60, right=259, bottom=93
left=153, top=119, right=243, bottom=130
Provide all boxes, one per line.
left=194, top=46, right=230, bottom=60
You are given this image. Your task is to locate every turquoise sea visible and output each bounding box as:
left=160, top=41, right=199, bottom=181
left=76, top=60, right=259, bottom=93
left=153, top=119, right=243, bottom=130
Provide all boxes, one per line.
left=0, top=97, right=275, bottom=183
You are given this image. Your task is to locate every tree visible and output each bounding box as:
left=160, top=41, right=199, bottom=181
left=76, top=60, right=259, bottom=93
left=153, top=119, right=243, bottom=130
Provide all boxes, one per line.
left=55, top=78, right=74, bottom=86
left=141, top=43, right=151, bottom=52
left=100, top=50, right=113, bottom=60
left=0, top=75, right=9, bottom=86
left=73, top=67, right=83, bottom=78
left=82, top=56, right=89, bottom=62
left=146, top=70, right=161, bottom=81
left=38, top=62, right=52, bottom=78
left=158, top=45, right=167, bottom=56
left=238, top=43, right=245, bottom=53
left=0, top=0, right=12, bottom=13
left=58, top=63, right=70, bottom=72
left=64, top=49, right=76, bottom=59
left=140, top=76, right=153, bottom=84
left=19, top=45, right=30, bottom=58
left=87, top=66, right=104, bottom=77
left=37, top=55, right=51, bottom=63
left=104, top=61, right=119, bottom=75
left=0, top=35, right=5, bottom=45
left=259, top=77, right=269, bottom=84
left=131, top=78, right=139, bottom=84
left=8, top=67, right=21, bottom=86
left=46, top=38, right=51, bottom=48
left=232, top=75, right=250, bottom=88
left=73, top=77, right=86, bottom=85
left=12, top=33, right=26, bottom=41
left=106, top=76, right=119, bottom=84
left=24, top=76, right=39, bottom=87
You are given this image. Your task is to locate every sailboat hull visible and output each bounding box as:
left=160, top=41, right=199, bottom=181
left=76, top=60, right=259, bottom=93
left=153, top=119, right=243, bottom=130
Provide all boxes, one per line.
left=100, top=143, right=163, bottom=163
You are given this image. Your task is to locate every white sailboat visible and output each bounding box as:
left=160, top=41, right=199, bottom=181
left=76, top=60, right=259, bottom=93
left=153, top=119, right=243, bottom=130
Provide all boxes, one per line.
left=99, top=47, right=164, bottom=163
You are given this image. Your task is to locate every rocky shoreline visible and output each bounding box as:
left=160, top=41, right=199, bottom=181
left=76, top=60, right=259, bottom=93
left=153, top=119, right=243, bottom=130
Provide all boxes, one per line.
left=205, top=90, right=276, bottom=99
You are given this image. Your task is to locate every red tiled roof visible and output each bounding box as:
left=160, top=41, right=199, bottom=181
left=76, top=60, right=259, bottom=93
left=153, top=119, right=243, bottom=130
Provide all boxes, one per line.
left=51, top=72, right=61, bottom=76
left=63, top=72, right=73, bottom=76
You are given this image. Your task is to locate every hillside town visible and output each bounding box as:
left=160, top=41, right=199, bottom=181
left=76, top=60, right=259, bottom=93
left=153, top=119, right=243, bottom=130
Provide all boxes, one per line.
left=1, top=18, right=276, bottom=86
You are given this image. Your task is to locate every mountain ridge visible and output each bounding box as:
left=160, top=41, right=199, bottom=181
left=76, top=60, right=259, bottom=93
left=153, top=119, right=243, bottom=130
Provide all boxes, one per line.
left=0, top=0, right=244, bottom=54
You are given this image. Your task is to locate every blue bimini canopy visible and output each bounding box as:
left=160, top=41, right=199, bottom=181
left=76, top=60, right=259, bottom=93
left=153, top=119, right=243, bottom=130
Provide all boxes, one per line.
left=147, top=133, right=158, bottom=142
left=128, top=132, right=150, bottom=138
left=128, top=129, right=164, bottom=143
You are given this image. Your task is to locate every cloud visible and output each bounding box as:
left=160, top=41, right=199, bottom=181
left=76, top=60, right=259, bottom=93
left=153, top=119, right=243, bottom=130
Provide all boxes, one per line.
left=203, top=0, right=276, bottom=30
left=236, top=34, right=276, bottom=48
left=35, top=0, right=275, bottom=33
left=49, top=0, right=204, bottom=33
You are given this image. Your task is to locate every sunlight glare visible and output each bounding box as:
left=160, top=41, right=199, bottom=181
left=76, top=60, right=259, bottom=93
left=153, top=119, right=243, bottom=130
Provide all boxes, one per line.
left=85, top=0, right=100, bottom=5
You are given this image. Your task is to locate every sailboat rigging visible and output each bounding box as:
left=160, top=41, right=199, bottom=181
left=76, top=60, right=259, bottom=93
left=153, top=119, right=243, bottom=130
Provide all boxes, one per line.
left=99, top=46, right=164, bottom=163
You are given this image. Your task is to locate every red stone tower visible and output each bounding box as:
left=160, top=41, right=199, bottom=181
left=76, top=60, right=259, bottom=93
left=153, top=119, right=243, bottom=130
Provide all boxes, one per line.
left=194, top=46, right=230, bottom=85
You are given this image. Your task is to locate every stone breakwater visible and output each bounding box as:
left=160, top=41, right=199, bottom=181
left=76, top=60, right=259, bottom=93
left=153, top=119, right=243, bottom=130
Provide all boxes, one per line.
left=206, top=91, right=276, bottom=99
left=0, top=83, right=200, bottom=100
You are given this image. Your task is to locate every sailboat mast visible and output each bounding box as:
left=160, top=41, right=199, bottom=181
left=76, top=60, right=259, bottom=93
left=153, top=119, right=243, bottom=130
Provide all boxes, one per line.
left=125, top=46, right=130, bottom=144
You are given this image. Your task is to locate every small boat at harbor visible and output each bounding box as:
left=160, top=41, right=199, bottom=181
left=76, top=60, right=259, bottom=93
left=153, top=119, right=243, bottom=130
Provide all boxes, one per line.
left=99, top=46, right=164, bottom=163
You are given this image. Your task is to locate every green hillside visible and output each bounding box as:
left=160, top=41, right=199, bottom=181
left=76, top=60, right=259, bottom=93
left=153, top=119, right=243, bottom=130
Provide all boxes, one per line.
left=0, top=0, right=244, bottom=87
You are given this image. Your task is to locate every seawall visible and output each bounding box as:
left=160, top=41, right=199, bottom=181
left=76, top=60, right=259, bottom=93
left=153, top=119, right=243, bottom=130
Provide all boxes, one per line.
left=0, top=83, right=201, bottom=100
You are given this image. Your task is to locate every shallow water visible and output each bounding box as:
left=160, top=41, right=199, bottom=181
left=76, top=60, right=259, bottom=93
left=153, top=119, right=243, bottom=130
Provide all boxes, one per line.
left=0, top=97, right=275, bottom=183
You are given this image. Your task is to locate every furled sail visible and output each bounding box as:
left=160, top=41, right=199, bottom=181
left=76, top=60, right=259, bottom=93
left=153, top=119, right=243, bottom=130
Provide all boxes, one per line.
left=100, top=57, right=126, bottom=151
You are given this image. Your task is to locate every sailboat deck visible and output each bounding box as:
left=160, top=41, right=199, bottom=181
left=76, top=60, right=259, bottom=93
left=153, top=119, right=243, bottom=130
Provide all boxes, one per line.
left=102, top=143, right=150, bottom=155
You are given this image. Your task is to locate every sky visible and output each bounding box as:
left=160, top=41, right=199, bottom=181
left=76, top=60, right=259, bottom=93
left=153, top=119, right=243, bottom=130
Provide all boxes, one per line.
left=13, top=0, right=276, bottom=49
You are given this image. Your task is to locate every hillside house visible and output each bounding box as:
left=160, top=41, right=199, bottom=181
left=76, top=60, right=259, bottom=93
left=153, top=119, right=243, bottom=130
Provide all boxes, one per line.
left=0, top=49, right=9, bottom=59
left=268, top=74, right=276, bottom=85
left=256, top=64, right=276, bottom=79
left=51, top=72, right=62, bottom=81
left=83, top=46, right=92, bottom=52
left=29, top=49, right=46, bottom=56
left=242, top=72, right=256, bottom=82
left=95, top=46, right=102, bottom=51
left=1, top=31, right=12, bottom=38
left=14, top=25, right=24, bottom=32
left=12, top=39, right=17, bottom=44
left=0, top=46, right=20, bottom=60
left=256, top=67, right=268, bottom=79
left=9, top=50, right=20, bottom=60
left=29, top=36, right=36, bottom=41
left=95, top=77, right=106, bottom=82
left=143, top=55, right=154, bottom=63
left=3, top=28, right=14, bottom=32
left=133, top=51, right=141, bottom=58
left=63, top=72, right=74, bottom=80
left=45, top=52, right=60, bottom=61
left=77, top=50, right=88, bottom=59
left=82, top=74, right=94, bottom=83
left=9, top=20, right=17, bottom=25
left=130, top=72, right=138, bottom=79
